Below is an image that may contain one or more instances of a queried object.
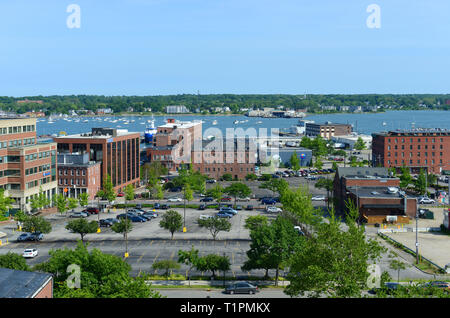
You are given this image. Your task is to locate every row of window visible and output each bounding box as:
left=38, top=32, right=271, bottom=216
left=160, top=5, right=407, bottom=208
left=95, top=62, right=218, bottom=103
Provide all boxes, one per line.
left=0, top=125, right=35, bottom=135
left=387, top=152, right=444, bottom=158
left=25, top=150, right=55, bottom=162
left=59, top=169, right=86, bottom=176
left=199, top=166, right=254, bottom=173
left=25, top=164, right=51, bottom=176
left=387, top=159, right=443, bottom=165
left=0, top=138, right=36, bottom=149
left=388, top=137, right=445, bottom=143
left=25, top=176, right=54, bottom=190
left=59, top=178, right=87, bottom=186
left=388, top=144, right=443, bottom=150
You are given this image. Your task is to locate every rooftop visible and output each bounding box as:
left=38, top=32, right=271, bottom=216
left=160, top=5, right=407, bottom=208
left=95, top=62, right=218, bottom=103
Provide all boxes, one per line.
left=337, top=167, right=395, bottom=179
left=0, top=268, right=52, bottom=298
left=55, top=127, right=139, bottom=139
left=374, top=128, right=450, bottom=136
left=347, top=186, right=408, bottom=199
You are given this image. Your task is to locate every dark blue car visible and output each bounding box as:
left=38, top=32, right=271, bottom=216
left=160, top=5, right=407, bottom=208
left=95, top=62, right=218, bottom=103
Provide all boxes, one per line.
left=261, top=198, right=277, bottom=205
left=216, top=212, right=233, bottom=218
left=129, top=215, right=147, bottom=222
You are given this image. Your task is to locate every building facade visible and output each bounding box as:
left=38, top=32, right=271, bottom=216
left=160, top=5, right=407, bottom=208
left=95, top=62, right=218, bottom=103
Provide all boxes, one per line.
left=305, top=122, right=352, bottom=139
left=191, top=138, right=257, bottom=180
left=372, top=129, right=450, bottom=174
left=146, top=119, right=202, bottom=171
left=57, top=153, right=102, bottom=200
left=0, top=117, right=58, bottom=213
left=54, top=128, right=140, bottom=192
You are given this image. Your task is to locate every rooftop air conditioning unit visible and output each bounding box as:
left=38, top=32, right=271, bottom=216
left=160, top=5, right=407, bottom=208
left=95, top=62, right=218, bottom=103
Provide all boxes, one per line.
left=387, top=187, right=399, bottom=194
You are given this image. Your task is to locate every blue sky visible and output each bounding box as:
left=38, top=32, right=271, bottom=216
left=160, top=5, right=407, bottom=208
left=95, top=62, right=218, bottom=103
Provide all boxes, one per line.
left=1, top=0, right=450, bottom=96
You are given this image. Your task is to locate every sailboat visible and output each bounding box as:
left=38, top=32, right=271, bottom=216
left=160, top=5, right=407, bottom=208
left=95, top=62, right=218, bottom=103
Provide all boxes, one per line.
left=212, top=120, right=218, bottom=125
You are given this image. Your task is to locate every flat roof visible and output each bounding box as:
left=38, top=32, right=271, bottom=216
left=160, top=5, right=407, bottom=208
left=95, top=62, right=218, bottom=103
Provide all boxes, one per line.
left=0, top=268, right=52, bottom=298
left=158, top=121, right=202, bottom=129
left=56, top=129, right=139, bottom=139
left=347, top=186, right=408, bottom=199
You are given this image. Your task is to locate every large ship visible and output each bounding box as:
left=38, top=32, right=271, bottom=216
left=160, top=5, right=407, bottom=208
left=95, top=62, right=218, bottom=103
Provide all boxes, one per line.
left=144, top=117, right=157, bottom=143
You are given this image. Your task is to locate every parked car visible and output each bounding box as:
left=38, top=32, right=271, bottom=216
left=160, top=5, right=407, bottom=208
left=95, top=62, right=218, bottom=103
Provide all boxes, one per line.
left=199, top=215, right=213, bottom=220
left=169, top=186, right=183, bottom=192
left=143, top=212, right=158, bottom=219
left=245, top=205, right=254, bottom=211
left=220, top=207, right=238, bottom=215
left=161, top=204, right=169, bottom=209
left=128, top=215, right=147, bottom=223
left=305, top=175, right=317, bottom=180
left=216, top=211, right=233, bottom=218
left=117, top=192, right=124, bottom=197
left=419, top=197, right=435, bottom=204
left=69, top=211, right=89, bottom=218
left=311, top=196, right=326, bottom=201
left=266, top=206, right=282, bottom=213
left=17, top=232, right=33, bottom=242
left=237, top=197, right=251, bottom=202
left=200, top=197, right=214, bottom=202
left=29, top=232, right=44, bottom=241
left=99, top=218, right=119, bottom=227
left=206, top=179, right=217, bottom=184
left=224, top=282, right=259, bottom=295
left=83, top=207, right=100, bottom=214
left=261, top=198, right=277, bottom=205
left=421, top=281, right=450, bottom=291
left=116, top=212, right=138, bottom=219
left=22, top=248, right=38, bottom=258
left=235, top=205, right=243, bottom=211
left=220, top=197, right=232, bottom=202
left=153, top=203, right=161, bottom=209
left=168, top=197, right=182, bottom=202
left=198, top=204, right=206, bottom=210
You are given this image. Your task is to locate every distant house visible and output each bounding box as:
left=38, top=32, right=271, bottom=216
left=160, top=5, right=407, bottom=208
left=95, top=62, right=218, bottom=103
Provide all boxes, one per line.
left=16, top=99, right=44, bottom=105
left=24, top=111, right=46, bottom=118
left=166, top=105, right=189, bottom=114
left=96, top=108, right=113, bottom=115
left=0, top=268, right=53, bottom=298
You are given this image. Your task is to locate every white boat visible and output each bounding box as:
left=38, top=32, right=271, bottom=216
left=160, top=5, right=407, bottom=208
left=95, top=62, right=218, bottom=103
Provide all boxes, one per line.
left=234, top=120, right=239, bottom=124
left=256, top=121, right=262, bottom=124
left=212, top=120, right=218, bottom=125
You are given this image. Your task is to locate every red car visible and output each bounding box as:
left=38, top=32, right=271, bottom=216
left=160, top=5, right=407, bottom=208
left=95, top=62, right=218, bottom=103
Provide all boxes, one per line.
left=117, top=192, right=124, bottom=197
left=220, top=197, right=232, bottom=202
left=83, top=207, right=100, bottom=214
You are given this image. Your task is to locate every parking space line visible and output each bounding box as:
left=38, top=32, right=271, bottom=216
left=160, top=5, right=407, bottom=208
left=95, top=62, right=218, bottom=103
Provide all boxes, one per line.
left=152, top=250, right=160, bottom=264
left=137, top=251, right=146, bottom=263
left=170, top=251, right=175, bottom=260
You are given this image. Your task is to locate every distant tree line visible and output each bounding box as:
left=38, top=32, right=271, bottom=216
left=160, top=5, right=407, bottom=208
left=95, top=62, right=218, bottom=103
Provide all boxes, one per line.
left=1, top=94, right=449, bottom=116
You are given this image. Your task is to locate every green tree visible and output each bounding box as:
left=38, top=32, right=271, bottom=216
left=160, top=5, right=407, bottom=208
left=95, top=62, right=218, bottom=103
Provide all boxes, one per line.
left=290, top=152, right=301, bottom=171
left=221, top=173, right=233, bottom=181
left=111, top=218, right=133, bottom=239
left=178, top=246, right=200, bottom=284
left=197, top=216, right=231, bottom=240
left=125, top=184, right=135, bottom=202
left=314, top=157, right=323, bottom=170
left=30, top=187, right=50, bottom=212
left=206, top=183, right=224, bottom=204
left=245, top=173, right=258, bottom=181
left=152, top=260, right=181, bottom=277
left=195, top=254, right=230, bottom=279
left=98, top=174, right=116, bottom=204
left=67, top=197, right=78, bottom=212
left=224, top=182, right=252, bottom=208
left=65, top=218, right=99, bottom=244
left=259, top=178, right=289, bottom=197
left=354, top=137, right=366, bottom=150
left=244, top=215, right=269, bottom=231
left=54, top=194, right=68, bottom=215
left=414, top=169, right=427, bottom=195
left=284, top=206, right=384, bottom=298
left=78, top=192, right=89, bottom=208
left=0, top=252, right=30, bottom=271
left=159, top=210, right=183, bottom=239
left=33, top=241, right=161, bottom=298
left=22, top=215, right=52, bottom=234
left=399, top=166, right=412, bottom=189
left=0, top=188, right=14, bottom=217
left=389, top=259, right=408, bottom=283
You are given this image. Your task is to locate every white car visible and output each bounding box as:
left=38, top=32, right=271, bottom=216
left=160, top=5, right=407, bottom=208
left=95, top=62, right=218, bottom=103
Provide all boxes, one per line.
left=199, top=215, right=213, bottom=220
left=419, top=197, right=435, bottom=204
left=237, top=197, right=251, bottom=202
left=167, top=197, right=182, bottom=202
left=266, top=206, right=282, bottom=213
left=311, top=196, right=326, bottom=201
left=23, top=248, right=38, bottom=258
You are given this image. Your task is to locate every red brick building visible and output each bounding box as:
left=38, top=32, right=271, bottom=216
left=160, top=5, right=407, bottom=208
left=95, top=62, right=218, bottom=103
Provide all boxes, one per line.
left=54, top=128, right=140, bottom=192
left=0, top=117, right=58, bottom=213
left=334, top=167, right=417, bottom=224
left=305, top=122, right=352, bottom=139
left=146, top=119, right=202, bottom=171
left=57, top=153, right=102, bottom=200
left=191, top=138, right=257, bottom=180
left=372, top=129, right=450, bottom=175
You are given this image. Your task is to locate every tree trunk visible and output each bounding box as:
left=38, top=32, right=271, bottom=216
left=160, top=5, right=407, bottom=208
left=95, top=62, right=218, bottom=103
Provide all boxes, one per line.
left=275, top=267, right=279, bottom=286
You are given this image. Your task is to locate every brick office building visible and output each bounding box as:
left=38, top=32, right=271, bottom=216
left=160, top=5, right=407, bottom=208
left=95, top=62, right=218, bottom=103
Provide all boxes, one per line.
left=54, top=128, right=140, bottom=192
left=191, top=138, right=257, bottom=180
left=0, top=117, right=58, bottom=213
left=334, top=167, right=417, bottom=224
left=146, top=119, right=202, bottom=171
left=372, top=129, right=450, bottom=175
left=57, top=153, right=102, bottom=200
left=305, top=122, right=352, bottom=139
